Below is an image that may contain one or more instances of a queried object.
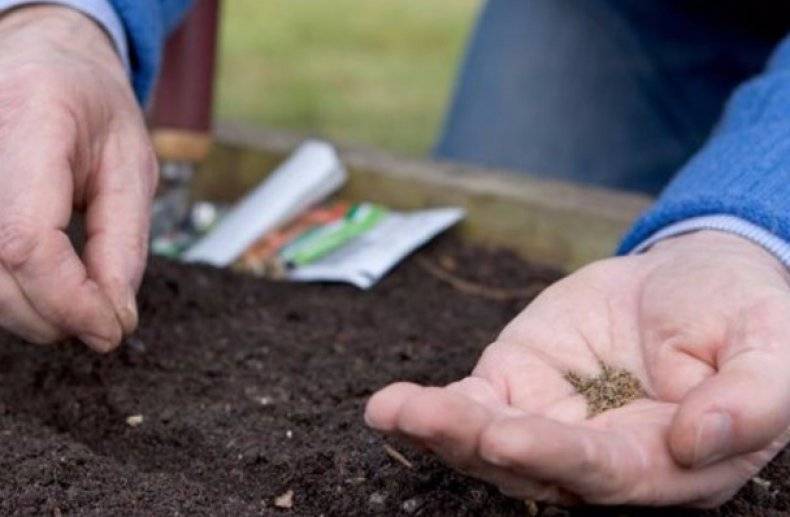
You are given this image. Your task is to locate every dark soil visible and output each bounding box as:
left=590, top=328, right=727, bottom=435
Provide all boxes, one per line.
left=0, top=237, right=788, bottom=516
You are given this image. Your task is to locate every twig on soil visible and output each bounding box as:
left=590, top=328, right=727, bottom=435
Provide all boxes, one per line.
left=383, top=443, right=414, bottom=469
left=416, top=257, right=548, bottom=301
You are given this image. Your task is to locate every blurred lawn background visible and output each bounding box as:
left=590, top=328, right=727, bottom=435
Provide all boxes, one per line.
left=215, top=0, right=480, bottom=156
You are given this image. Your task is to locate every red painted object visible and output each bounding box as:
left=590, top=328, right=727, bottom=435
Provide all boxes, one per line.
left=150, top=0, right=221, bottom=163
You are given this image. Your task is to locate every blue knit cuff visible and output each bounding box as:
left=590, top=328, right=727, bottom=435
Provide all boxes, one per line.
left=630, top=215, right=790, bottom=268
left=0, top=0, right=130, bottom=74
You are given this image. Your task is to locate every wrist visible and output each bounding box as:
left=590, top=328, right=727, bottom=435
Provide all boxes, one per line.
left=0, top=4, right=122, bottom=74
left=649, top=231, right=790, bottom=280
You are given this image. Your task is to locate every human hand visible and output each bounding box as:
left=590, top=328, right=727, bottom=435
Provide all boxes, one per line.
left=366, top=231, right=790, bottom=507
left=0, top=5, right=156, bottom=351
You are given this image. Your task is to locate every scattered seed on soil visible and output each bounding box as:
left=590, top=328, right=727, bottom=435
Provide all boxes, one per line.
left=565, top=364, right=645, bottom=417
left=125, top=414, right=144, bottom=427
left=383, top=443, right=414, bottom=469
left=274, top=489, right=294, bottom=509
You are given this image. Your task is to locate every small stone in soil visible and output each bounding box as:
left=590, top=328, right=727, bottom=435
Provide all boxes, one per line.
left=402, top=497, right=421, bottom=514
left=564, top=364, right=645, bottom=417
left=125, top=414, right=144, bottom=427
left=274, top=489, right=294, bottom=509
left=369, top=491, right=387, bottom=508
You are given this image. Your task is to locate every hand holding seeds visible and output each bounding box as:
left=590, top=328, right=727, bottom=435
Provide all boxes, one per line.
left=0, top=6, right=156, bottom=351
left=366, top=230, right=790, bottom=507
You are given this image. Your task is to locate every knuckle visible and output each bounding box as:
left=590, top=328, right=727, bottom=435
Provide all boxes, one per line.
left=0, top=220, right=38, bottom=269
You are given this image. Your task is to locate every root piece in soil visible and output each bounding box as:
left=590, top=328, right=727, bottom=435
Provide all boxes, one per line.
left=383, top=443, right=414, bottom=469
left=564, top=364, right=645, bottom=417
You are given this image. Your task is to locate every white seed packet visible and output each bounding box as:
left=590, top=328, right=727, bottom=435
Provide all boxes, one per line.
left=183, top=140, right=347, bottom=267
left=287, top=207, right=465, bottom=289
left=183, top=139, right=465, bottom=288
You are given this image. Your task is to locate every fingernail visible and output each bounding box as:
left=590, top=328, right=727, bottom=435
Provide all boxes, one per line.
left=119, top=289, right=139, bottom=335
left=692, top=411, right=732, bottom=468
left=482, top=451, right=507, bottom=467
left=80, top=333, right=116, bottom=354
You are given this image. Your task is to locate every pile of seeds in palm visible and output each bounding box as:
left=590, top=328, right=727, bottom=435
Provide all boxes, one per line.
left=565, top=364, right=646, bottom=416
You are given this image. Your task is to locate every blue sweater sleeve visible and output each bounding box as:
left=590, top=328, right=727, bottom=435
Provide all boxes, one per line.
left=619, top=34, right=790, bottom=254
left=108, top=0, right=194, bottom=105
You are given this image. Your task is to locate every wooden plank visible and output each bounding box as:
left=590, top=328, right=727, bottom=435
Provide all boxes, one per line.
left=196, top=123, right=653, bottom=270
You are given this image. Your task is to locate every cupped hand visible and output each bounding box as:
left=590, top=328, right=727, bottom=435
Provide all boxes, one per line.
left=0, top=6, right=156, bottom=351
left=366, top=231, right=790, bottom=507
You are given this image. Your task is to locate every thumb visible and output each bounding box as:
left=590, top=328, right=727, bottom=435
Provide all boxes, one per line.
left=669, top=297, right=790, bottom=468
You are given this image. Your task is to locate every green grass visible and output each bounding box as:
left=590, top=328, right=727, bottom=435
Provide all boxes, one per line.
left=215, top=0, right=480, bottom=156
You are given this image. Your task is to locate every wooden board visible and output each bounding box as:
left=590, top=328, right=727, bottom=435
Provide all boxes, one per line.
left=195, top=123, right=653, bottom=271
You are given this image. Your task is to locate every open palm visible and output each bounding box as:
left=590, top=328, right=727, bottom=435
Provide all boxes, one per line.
left=366, top=232, right=790, bottom=507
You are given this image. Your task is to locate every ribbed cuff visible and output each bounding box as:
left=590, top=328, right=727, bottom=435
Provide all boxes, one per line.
left=0, top=0, right=129, bottom=75
left=631, top=214, right=790, bottom=268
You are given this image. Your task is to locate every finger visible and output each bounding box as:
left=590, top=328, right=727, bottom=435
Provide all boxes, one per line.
left=0, top=120, right=122, bottom=352
left=669, top=296, right=790, bottom=468
left=373, top=384, right=495, bottom=469
left=394, top=386, right=494, bottom=468
left=365, top=382, right=425, bottom=432
left=367, top=383, right=571, bottom=502
left=477, top=411, right=759, bottom=506
left=478, top=415, right=636, bottom=499
left=0, top=265, right=63, bottom=344
left=0, top=223, right=122, bottom=352
left=81, top=130, right=157, bottom=335
left=389, top=385, right=571, bottom=499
